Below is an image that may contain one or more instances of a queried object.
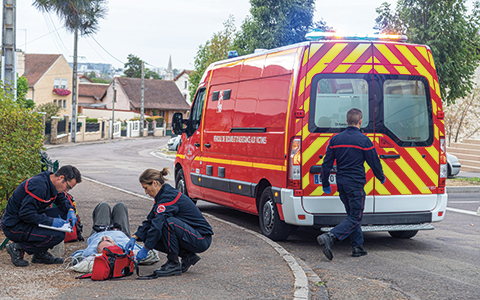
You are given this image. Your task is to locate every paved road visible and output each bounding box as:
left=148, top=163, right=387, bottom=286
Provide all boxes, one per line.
left=47, top=138, right=480, bottom=300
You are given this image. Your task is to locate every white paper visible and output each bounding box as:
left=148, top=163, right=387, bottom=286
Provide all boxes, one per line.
left=39, top=223, right=73, bottom=233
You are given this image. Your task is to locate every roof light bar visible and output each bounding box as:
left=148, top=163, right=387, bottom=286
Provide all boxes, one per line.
left=305, top=30, right=408, bottom=42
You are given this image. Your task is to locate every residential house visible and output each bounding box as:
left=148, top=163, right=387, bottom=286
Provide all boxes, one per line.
left=174, top=69, right=193, bottom=105
left=102, top=77, right=190, bottom=127
left=77, top=82, right=109, bottom=114
left=19, top=52, right=75, bottom=116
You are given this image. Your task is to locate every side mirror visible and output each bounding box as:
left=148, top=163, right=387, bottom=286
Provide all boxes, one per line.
left=172, top=112, right=186, bottom=135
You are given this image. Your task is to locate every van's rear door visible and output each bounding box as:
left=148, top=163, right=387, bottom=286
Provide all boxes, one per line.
left=372, top=42, right=439, bottom=213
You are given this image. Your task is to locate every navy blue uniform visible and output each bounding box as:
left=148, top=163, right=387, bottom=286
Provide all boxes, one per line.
left=321, top=126, right=385, bottom=247
left=1, top=172, right=74, bottom=254
left=134, top=184, right=213, bottom=258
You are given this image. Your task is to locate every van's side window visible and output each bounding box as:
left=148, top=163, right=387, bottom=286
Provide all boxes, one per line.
left=189, top=88, right=206, bottom=136
left=310, top=75, right=371, bottom=133
left=382, top=78, right=432, bottom=145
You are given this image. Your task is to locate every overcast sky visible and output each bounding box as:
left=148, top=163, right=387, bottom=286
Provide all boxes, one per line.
left=15, top=0, right=397, bottom=72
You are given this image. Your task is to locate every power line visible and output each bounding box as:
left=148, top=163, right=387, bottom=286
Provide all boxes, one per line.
left=47, top=13, right=70, bottom=55
left=89, top=35, right=125, bottom=65
left=85, top=36, right=108, bottom=62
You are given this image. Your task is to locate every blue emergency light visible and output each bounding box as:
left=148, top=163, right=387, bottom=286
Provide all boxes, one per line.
left=305, top=30, right=407, bottom=42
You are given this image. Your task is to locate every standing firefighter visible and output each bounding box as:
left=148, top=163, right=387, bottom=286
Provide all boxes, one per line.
left=317, top=108, right=385, bottom=260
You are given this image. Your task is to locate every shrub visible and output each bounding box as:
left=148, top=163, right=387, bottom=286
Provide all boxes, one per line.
left=0, top=89, right=45, bottom=215
left=86, top=118, right=98, bottom=123
left=34, top=102, right=61, bottom=120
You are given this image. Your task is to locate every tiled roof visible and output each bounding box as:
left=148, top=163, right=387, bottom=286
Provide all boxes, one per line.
left=117, top=77, right=190, bottom=110
left=24, top=54, right=63, bottom=87
left=173, top=69, right=192, bottom=82
left=78, top=83, right=109, bottom=100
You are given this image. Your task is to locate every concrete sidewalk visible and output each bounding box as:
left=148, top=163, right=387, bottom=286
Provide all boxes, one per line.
left=60, top=179, right=297, bottom=299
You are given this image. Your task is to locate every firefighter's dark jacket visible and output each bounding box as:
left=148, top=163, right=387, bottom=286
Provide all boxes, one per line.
left=134, top=183, right=213, bottom=250
left=321, top=126, right=385, bottom=187
left=1, top=171, right=73, bottom=228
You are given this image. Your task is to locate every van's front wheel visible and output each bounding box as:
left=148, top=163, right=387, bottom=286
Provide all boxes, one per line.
left=259, top=187, right=291, bottom=241
left=176, top=169, right=196, bottom=204
left=388, top=230, right=418, bottom=239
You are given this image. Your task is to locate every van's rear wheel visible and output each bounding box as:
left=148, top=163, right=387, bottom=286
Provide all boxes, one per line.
left=388, top=230, right=418, bottom=239
left=176, top=169, right=196, bottom=204
left=259, top=187, right=291, bottom=241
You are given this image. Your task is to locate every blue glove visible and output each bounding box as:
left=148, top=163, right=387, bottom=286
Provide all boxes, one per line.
left=323, top=186, right=332, bottom=194
left=136, top=247, right=148, bottom=263
left=125, top=237, right=136, bottom=252
left=381, top=177, right=386, bottom=184
left=67, top=209, right=77, bottom=226
left=52, top=217, right=67, bottom=228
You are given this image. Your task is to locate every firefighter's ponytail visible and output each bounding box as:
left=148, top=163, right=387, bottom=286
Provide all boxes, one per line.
left=139, top=168, right=170, bottom=186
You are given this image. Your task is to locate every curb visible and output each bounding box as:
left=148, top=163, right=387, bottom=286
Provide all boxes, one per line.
left=446, top=186, right=480, bottom=193
left=81, top=176, right=313, bottom=300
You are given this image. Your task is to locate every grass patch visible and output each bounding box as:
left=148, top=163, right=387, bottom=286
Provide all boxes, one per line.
left=447, top=177, right=480, bottom=186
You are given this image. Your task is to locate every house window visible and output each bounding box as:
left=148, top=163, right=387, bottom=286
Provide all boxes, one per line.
left=54, top=78, right=60, bottom=88
left=53, top=99, right=57, bottom=106
left=61, top=78, right=68, bottom=89
left=63, top=100, right=67, bottom=108
left=183, top=94, right=187, bottom=99
left=159, top=110, right=165, bottom=117
left=184, top=80, right=187, bottom=89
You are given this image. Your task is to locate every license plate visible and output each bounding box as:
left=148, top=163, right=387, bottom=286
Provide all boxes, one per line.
left=314, top=174, right=336, bottom=185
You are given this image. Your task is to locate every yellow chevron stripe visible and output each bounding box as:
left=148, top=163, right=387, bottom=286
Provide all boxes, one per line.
left=405, top=148, right=437, bottom=184
left=434, top=124, right=439, bottom=141
left=309, top=43, right=323, bottom=59
left=176, top=154, right=185, bottom=159
left=357, top=64, right=372, bottom=73
left=416, top=46, right=429, bottom=62
left=303, top=47, right=309, bottom=66
left=426, top=145, right=439, bottom=165
left=394, top=66, right=410, bottom=75
left=382, top=161, right=411, bottom=194
left=396, top=157, right=432, bottom=194
left=302, top=173, right=310, bottom=189
left=373, top=56, right=381, bottom=63
left=432, top=97, right=438, bottom=115
left=303, top=137, right=330, bottom=163
left=304, top=96, right=310, bottom=115
left=343, top=44, right=370, bottom=63
left=374, top=44, right=401, bottom=64
left=434, top=79, right=441, bottom=98
left=374, top=65, right=389, bottom=74
left=364, top=175, right=374, bottom=195
left=302, top=123, right=310, bottom=139
left=375, top=177, right=391, bottom=195
left=333, top=64, right=351, bottom=73
left=298, top=76, right=305, bottom=96
left=296, top=128, right=302, bottom=137
left=396, top=45, right=434, bottom=89
left=307, top=43, right=348, bottom=85
left=428, top=50, right=436, bottom=70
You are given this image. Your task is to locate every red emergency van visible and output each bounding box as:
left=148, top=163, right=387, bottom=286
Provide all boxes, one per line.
left=172, top=33, right=448, bottom=241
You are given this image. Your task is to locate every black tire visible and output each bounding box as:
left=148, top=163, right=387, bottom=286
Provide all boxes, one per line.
left=176, top=169, right=196, bottom=204
left=259, top=187, right=291, bottom=241
left=388, top=230, right=418, bottom=239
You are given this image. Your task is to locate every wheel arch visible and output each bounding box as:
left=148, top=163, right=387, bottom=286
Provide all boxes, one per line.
left=255, top=179, right=271, bottom=214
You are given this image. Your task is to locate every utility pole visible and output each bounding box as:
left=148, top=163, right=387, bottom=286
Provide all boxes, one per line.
left=111, top=78, right=116, bottom=139
left=70, top=27, right=78, bottom=143
left=2, top=0, right=16, bottom=99
left=140, top=61, right=145, bottom=137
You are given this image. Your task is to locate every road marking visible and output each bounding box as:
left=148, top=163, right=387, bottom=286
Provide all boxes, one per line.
left=82, top=176, right=312, bottom=300
left=446, top=207, right=479, bottom=216
left=448, top=201, right=480, bottom=204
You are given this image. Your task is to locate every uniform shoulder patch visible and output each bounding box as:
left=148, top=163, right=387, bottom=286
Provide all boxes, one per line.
left=156, top=204, right=166, bottom=214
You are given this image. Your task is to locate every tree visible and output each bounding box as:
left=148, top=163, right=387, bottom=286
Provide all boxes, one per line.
left=444, top=88, right=480, bottom=145
left=16, top=76, right=34, bottom=110
left=233, top=0, right=316, bottom=55
left=0, top=88, right=45, bottom=214
left=33, top=0, right=108, bottom=142
left=374, top=0, right=480, bottom=105
left=189, top=16, right=237, bottom=100
left=123, top=54, right=160, bottom=79
left=34, top=102, right=62, bottom=120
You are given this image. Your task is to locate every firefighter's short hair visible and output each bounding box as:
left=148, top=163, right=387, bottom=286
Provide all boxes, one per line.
left=347, top=108, right=363, bottom=126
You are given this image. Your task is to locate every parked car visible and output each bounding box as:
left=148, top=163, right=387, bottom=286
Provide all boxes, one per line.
left=447, top=153, right=461, bottom=178
left=167, top=135, right=181, bottom=151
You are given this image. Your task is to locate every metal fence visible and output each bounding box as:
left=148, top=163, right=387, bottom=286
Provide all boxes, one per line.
left=58, top=119, right=66, bottom=134
left=85, top=122, right=100, bottom=132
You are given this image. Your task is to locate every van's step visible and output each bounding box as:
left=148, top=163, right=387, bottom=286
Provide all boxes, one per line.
left=320, top=223, right=435, bottom=232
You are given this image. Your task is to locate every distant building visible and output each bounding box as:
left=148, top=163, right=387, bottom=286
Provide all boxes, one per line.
left=164, top=55, right=174, bottom=81
left=69, top=62, right=117, bottom=78
left=102, top=77, right=190, bottom=127
left=77, top=82, right=109, bottom=113
left=174, top=70, right=192, bottom=105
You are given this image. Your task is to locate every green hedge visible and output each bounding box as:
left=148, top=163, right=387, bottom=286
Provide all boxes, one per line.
left=0, top=89, right=45, bottom=215
left=86, top=118, right=98, bottom=123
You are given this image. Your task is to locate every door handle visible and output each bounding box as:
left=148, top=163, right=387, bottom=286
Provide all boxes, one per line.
left=194, top=143, right=200, bottom=147
left=380, top=154, right=400, bottom=159
left=204, top=143, right=211, bottom=148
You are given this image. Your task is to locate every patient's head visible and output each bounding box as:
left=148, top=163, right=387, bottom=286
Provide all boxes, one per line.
left=96, top=235, right=116, bottom=253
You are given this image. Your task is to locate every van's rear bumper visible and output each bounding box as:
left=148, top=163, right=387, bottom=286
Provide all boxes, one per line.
left=277, top=188, right=448, bottom=227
